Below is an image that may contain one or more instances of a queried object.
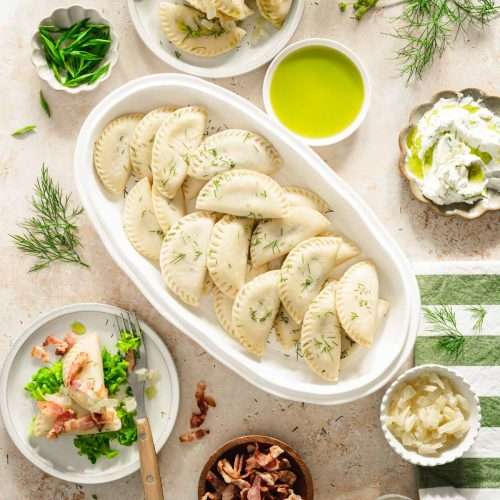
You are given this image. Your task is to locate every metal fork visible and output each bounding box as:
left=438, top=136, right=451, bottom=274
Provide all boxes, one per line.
left=115, top=311, right=165, bottom=500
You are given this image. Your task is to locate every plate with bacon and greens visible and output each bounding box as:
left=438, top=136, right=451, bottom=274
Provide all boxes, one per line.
left=0, top=303, right=179, bottom=484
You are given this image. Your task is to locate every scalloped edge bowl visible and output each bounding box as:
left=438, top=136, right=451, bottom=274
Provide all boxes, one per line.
left=31, top=5, right=119, bottom=94
left=380, top=364, right=481, bottom=467
left=398, top=88, right=500, bottom=219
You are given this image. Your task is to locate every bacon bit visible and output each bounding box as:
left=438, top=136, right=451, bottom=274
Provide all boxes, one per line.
left=180, top=381, right=216, bottom=443
left=247, top=475, right=262, bottom=500
left=201, top=494, right=219, bottom=500
left=221, top=484, right=238, bottom=500
left=47, top=409, right=77, bottom=439
left=63, top=415, right=97, bottom=434
left=43, top=333, right=76, bottom=356
left=207, top=470, right=226, bottom=493
left=31, top=345, right=49, bottom=363
left=37, top=400, right=66, bottom=417
left=65, top=351, right=89, bottom=387
left=126, top=349, right=136, bottom=372
left=202, top=442, right=304, bottom=500
left=190, top=381, right=216, bottom=429
left=179, top=428, right=210, bottom=443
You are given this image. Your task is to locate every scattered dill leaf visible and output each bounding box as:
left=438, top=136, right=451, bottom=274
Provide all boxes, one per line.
left=295, top=340, right=303, bottom=360
left=468, top=305, right=487, bottom=334
left=10, top=165, right=88, bottom=272
left=423, top=305, right=465, bottom=358
left=170, top=253, right=186, bottom=264
left=40, top=90, right=51, bottom=117
left=12, top=125, right=37, bottom=137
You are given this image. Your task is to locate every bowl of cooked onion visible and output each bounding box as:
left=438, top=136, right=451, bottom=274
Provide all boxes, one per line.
left=380, top=364, right=481, bottom=466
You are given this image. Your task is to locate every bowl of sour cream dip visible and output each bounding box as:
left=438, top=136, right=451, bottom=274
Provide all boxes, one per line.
left=399, top=88, right=500, bottom=219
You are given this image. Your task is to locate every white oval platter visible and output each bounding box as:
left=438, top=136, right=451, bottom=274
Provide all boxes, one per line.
left=0, top=303, right=180, bottom=484
left=127, top=0, right=305, bottom=78
left=74, top=73, right=421, bottom=405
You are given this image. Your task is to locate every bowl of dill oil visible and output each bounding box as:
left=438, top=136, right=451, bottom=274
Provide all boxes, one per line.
left=31, top=5, right=119, bottom=93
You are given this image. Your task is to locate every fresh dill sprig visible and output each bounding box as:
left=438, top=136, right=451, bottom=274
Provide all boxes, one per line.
left=468, top=305, right=487, bottom=334
left=12, top=125, right=37, bottom=137
left=423, top=305, right=465, bottom=358
left=40, top=91, right=51, bottom=118
left=392, top=0, right=500, bottom=81
left=10, top=165, right=88, bottom=272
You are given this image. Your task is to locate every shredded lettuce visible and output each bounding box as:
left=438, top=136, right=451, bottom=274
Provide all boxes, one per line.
left=102, top=349, right=129, bottom=396
left=117, top=328, right=141, bottom=355
left=73, top=404, right=137, bottom=463
left=24, top=361, right=63, bottom=401
left=73, top=433, right=119, bottom=464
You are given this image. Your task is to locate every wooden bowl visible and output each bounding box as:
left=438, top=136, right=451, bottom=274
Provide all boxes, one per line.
left=198, top=434, right=314, bottom=499
left=398, top=88, right=500, bottom=219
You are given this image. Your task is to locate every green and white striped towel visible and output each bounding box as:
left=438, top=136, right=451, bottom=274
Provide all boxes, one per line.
left=415, top=262, right=500, bottom=500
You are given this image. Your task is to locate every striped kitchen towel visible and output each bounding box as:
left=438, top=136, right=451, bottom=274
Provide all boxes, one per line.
left=415, top=261, right=500, bottom=500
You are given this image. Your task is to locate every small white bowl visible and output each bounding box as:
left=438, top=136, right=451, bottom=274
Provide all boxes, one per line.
left=262, top=38, right=371, bottom=147
left=31, top=5, right=119, bottom=94
left=380, top=364, right=481, bottom=467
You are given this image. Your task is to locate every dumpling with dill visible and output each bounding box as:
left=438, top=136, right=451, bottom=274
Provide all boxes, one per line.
left=159, top=3, right=246, bottom=58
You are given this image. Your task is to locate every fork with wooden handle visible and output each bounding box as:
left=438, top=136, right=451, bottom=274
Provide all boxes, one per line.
left=117, top=313, right=165, bottom=500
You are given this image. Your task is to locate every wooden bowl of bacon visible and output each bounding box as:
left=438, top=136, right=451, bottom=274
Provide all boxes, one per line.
left=198, top=434, right=314, bottom=500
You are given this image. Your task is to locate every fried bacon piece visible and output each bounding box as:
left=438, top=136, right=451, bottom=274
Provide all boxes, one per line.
left=202, top=442, right=304, bottom=500
left=43, top=333, right=76, bottom=356
left=190, top=381, right=216, bottom=428
left=179, top=428, right=210, bottom=443
left=31, top=345, right=49, bottom=363
left=64, top=351, right=89, bottom=387
left=180, top=381, right=216, bottom=443
left=38, top=401, right=78, bottom=439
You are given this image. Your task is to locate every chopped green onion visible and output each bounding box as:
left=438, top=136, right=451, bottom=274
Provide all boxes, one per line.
left=12, top=125, right=37, bottom=137
left=38, top=18, right=112, bottom=88
left=39, top=91, right=51, bottom=117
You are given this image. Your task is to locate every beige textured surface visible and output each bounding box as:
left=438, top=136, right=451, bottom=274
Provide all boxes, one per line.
left=1, top=1, right=499, bottom=499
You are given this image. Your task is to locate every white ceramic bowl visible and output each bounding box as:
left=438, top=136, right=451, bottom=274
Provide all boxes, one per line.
left=263, top=38, right=371, bottom=147
left=74, top=73, right=420, bottom=405
left=31, top=5, right=119, bottom=94
left=0, top=303, right=180, bottom=484
left=380, top=364, right=481, bottom=467
left=127, top=0, right=304, bottom=79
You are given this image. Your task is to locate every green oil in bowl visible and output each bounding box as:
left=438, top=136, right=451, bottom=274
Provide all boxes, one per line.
left=270, top=45, right=365, bottom=139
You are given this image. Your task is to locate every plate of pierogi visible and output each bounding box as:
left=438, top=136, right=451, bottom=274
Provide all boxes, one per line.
left=127, top=0, right=305, bottom=78
left=75, top=73, right=421, bottom=404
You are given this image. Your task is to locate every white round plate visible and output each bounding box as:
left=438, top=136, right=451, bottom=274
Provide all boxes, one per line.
left=127, top=0, right=305, bottom=78
left=0, top=303, right=180, bottom=484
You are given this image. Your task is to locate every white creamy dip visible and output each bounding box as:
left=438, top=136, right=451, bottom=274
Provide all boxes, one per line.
left=405, top=95, right=500, bottom=205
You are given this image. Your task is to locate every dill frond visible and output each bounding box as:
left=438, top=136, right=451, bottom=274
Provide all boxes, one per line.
left=10, top=165, right=88, bottom=272
left=468, top=305, right=487, bottom=334
left=423, top=305, right=465, bottom=359
left=392, top=0, right=500, bottom=81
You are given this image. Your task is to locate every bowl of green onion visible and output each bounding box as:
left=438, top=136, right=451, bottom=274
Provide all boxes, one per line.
left=31, top=5, right=119, bottom=93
